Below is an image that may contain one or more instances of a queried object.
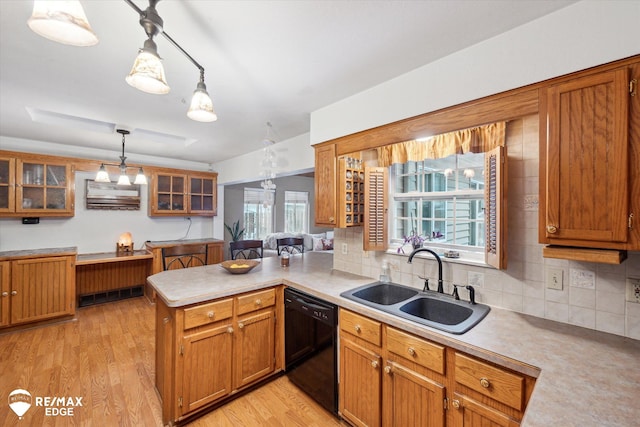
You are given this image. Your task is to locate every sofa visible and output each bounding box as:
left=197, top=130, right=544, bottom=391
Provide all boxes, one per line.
left=262, top=231, right=334, bottom=257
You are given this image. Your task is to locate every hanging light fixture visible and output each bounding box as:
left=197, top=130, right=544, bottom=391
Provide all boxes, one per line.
left=260, top=122, right=277, bottom=206
left=27, top=0, right=99, bottom=46
left=124, top=0, right=217, bottom=121
left=95, top=129, right=147, bottom=186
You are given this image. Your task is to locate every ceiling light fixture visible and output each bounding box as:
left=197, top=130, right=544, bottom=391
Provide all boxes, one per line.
left=95, top=129, right=147, bottom=186
left=260, top=122, right=277, bottom=206
left=124, top=0, right=216, bottom=121
left=27, top=0, right=99, bottom=46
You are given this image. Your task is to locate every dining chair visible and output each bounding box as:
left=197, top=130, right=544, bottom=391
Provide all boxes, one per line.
left=277, top=237, right=304, bottom=255
left=162, top=243, right=209, bottom=270
left=230, top=240, right=264, bottom=260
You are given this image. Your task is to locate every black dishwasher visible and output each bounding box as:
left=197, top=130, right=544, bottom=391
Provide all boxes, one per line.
left=284, top=288, right=338, bottom=415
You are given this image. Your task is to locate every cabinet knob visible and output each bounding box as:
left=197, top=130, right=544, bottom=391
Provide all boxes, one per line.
left=354, top=325, right=361, bottom=333
left=207, top=311, right=215, bottom=319
left=371, top=360, right=379, bottom=369
left=480, top=377, right=490, bottom=388
left=227, top=327, right=234, bottom=334
left=546, top=225, right=558, bottom=234
left=11, top=290, right=17, bottom=296
left=162, top=317, right=170, bottom=324
left=255, top=299, right=262, bottom=306
left=238, top=322, right=244, bottom=329
left=384, top=366, right=392, bottom=374
left=407, top=347, right=416, bottom=357
left=1, top=292, right=8, bottom=297
left=451, top=399, right=460, bottom=409
left=329, top=216, right=335, bottom=223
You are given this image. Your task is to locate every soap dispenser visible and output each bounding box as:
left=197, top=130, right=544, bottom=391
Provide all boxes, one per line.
left=380, top=261, right=390, bottom=283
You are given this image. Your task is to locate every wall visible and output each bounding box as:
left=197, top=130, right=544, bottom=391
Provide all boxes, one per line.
left=332, top=116, right=640, bottom=340
left=310, top=1, right=640, bottom=145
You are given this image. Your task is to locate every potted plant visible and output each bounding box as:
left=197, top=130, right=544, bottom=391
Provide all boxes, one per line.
left=397, top=230, right=426, bottom=254
left=224, top=220, right=245, bottom=242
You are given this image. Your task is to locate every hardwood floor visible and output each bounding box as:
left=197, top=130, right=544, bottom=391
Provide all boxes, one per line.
left=0, top=297, right=346, bottom=426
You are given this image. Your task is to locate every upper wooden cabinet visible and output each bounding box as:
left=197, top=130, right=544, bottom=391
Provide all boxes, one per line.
left=149, top=171, right=217, bottom=217
left=314, top=143, right=337, bottom=227
left=0, top=156, right=75, bottom=217
left=539, top=62, right=639, bottom=258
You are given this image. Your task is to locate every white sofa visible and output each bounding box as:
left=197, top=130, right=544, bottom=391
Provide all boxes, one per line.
left=262, top=231, right=334, bottom=257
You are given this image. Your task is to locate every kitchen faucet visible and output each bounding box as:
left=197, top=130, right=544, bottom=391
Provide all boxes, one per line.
left=407, top=248, right=443, bottom=293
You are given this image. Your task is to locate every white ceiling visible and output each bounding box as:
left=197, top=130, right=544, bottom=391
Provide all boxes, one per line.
left=0, top=0, right=575, bottom=165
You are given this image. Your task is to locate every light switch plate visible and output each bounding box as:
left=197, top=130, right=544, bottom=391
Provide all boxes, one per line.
left=546, top=267, right=563, bottom=290
left=341, top=243, right=348, bottom=255
left=626, top=277, right=640, bottom=303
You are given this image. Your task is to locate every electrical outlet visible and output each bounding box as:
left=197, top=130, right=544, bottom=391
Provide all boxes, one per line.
left=341, top=243, right=348, bottom=255
left=626, top=277, right=640, bottom=303
left=546, top=268, right=564, bottom=290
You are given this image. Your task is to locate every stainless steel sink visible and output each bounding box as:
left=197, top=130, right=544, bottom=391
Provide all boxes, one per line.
left=340, top=282, right=490, bottom=334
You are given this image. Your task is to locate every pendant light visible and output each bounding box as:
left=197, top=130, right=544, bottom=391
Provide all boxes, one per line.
left=125, top=37, right=170, bottom=95
left=27, top=0, right=99, bottom=47
left=187, top=70, right=216, bottom=122
left=95, top=129, right=147, bottom=186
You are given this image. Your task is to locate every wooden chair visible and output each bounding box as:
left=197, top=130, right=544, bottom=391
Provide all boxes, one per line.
left=230, top=240, right=264, bottom=260
left=162, top=243, right=209, bottom=270
left=277, top=237, right=304, bottom=255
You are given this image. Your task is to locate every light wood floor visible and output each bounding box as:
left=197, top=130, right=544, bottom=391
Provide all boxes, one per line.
left=0, top=297, right=347, bottom=426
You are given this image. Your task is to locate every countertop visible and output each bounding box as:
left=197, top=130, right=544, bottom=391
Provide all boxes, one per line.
left=0, top=246, right=77, bottom=261
left=147, top=252, right=640, bottom=427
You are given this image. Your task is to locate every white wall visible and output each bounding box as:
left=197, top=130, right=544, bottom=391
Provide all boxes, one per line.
left=310, top=0, right=640, bottom=144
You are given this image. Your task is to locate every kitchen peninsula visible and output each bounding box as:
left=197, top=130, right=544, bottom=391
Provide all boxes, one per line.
left=147, top=252, right=640, bottom=426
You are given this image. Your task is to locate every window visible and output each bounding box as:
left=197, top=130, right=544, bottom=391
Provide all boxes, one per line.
left=243, top=188, right=274, bottom=239
left=391, top=152, right=486, bottom=250
left=284, top=191, right=309, bottom=233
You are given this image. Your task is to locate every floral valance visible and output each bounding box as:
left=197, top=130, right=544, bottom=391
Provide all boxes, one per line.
left=375, top=122, right=505, bottom=167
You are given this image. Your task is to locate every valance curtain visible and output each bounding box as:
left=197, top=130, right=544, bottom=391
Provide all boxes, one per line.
left=375, top=122, right=506, bottom=167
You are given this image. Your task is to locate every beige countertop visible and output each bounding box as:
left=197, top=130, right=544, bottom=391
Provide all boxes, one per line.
left=0, top=246, right=77, bottom=261
left=147, top=252, right=640, bottom=427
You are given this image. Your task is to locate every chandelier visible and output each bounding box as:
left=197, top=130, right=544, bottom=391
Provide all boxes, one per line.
left=260, top=123, right=277, bottom=206
left=95, top=129, right=147, bottom=186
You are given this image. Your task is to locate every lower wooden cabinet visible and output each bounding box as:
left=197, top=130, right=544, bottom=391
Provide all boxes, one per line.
left=156, top=286, right=282, bottom=425
left=338, top=309, right=536, bottom=427
left=0, top=253, right=75, bottom=329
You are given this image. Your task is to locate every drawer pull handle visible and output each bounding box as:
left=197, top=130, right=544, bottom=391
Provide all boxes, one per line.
left=546, top=225, right=558, bottom=234
left=384, top=366, right=392, bottom=374
left=371, top=360, right=379, bottom=369
left=354, top=325, right=362, bottom=333
left=480, top=377, right=490, bottom=388
left=207, top=311, right=215, bottom=319
left=227, top=327, right=234, bottom=334
left=255, top=299, right=262, bottom=306
left=407, top=347, right=416, bottom=357
left=238, top=322, right=245, bottom=329
left=1, top=292, right=8, bottom=297
left=11, top=290, right=17, bottom=296
left=451, top=399, right=460, bottom=409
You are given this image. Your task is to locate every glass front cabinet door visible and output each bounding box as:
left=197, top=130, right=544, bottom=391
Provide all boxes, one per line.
left=0, top=157, right=15, bottom=213
left=150, top=173, right=188, bottom=215
left=12, top=160, right=74, bottom=217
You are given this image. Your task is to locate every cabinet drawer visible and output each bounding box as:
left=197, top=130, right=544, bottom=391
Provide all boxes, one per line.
left=184, top=298, right=233, bottom=330
left=386, top=327, right=445, bottom=374
left=455, top=353, right=525, bottom=411
left=340, top=309, right=381, bottom=346
left=236, top=288, right=276, bottom=315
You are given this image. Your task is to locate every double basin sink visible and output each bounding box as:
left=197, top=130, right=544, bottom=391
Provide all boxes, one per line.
left=340, top=281, right=490, bottom=334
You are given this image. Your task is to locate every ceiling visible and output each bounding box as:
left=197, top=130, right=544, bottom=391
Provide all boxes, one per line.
left=0, top=0, right=576, bottom=166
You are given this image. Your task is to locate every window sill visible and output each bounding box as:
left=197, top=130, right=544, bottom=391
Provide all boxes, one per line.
left=385, top=247, right=489, bottom=268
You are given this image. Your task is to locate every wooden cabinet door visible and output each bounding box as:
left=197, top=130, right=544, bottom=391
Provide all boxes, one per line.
left=542, top=68, right=629, bottom=246
left=0, top=261, right=9, bottom=327
left=382, top=361, right=445, bottom=427
left=339, top=337, right=382, bottom=427
left=16, top=160, right=74, bottom=216
left=150, top=172, right=188, bottom=215
left=181, top=323, right=233, bottom=415
left=10, top=256, right=74, bottom=325
left=234, top=308, right=275, bottom=388
left=364, top=166, right=388, bottom=251
left=0, top=157, right=15, bottom=213
left=189, top=174, right=217, bottom=216
left=207, top=242, right=224, bottom=265
left=314, top=144, right=337, bottom=227
left=450, top=393, right=519, bottom=427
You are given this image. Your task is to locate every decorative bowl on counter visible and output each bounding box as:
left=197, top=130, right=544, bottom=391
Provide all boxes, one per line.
left=220, top=259, right=260, bottom=274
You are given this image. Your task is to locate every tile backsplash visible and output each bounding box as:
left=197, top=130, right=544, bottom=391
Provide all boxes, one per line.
left=331, top=115, right=640, bottom=341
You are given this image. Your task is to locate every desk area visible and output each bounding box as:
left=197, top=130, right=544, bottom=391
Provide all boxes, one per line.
left=76, top=250, right=153, bottom=307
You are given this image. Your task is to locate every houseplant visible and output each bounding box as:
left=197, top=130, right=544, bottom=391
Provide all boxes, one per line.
left=224, top=220, right=245, bottom=242
left=397, top=231, right=426, bottom=254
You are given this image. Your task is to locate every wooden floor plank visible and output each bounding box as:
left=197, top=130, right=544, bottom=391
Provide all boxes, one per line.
left=0, top=297, right=347, bottom=426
